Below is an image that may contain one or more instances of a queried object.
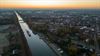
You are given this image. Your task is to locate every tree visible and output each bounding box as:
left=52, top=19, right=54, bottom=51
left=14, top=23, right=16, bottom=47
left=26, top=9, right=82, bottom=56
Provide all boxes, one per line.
left=67, top=44, right=78, bottom=56
left=56, top=27, right=70, bottom=37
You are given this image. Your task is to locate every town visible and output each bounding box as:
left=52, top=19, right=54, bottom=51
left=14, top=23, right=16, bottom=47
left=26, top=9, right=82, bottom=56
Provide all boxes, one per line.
left=0, top=9, right=100, bottom=56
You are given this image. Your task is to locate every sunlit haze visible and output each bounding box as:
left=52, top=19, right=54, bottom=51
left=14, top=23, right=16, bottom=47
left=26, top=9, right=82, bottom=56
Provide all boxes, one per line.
left=0, top=0, right=100, bottom=9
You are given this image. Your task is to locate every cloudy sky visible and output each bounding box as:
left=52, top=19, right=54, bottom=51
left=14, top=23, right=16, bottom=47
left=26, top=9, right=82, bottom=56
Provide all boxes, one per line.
left=0, top=0, right=100, bottom=9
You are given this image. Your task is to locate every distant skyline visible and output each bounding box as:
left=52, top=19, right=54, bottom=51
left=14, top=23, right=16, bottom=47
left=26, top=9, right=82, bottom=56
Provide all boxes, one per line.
left=0, top=0, right=100, bottom=9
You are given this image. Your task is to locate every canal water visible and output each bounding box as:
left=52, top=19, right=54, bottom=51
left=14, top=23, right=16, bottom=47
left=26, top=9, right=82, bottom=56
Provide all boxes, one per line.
left=15, top=12, right=57, bottom=56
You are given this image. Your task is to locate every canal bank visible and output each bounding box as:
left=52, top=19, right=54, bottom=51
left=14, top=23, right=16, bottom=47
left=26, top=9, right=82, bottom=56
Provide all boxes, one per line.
left=15, top=18, right=32, bottom=56
left=37, top=33, right=62, bottom=56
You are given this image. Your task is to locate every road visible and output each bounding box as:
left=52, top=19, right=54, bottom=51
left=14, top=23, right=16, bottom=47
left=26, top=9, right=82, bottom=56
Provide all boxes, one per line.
left=15, top=11, right=58, bottom=56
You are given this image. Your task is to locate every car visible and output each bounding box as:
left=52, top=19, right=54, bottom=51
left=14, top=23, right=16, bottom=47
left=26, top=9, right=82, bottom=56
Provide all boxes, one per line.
left=57, top=48, right=64, bottom=54
left=60, top=51, right=64, bottom=54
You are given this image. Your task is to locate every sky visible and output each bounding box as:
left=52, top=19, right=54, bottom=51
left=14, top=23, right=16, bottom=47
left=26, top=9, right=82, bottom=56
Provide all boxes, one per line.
left=0, top=0, right=100, bottom=9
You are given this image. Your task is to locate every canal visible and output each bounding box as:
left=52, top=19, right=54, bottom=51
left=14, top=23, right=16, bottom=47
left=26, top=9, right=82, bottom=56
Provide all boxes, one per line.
left=15, top=11, right=58, bottom=56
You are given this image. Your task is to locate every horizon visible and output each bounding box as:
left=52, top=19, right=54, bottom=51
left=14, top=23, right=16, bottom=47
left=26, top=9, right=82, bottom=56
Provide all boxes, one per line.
left=0, top=8, right=100, bottom=11
left=0, top=0, right=100, bottom=9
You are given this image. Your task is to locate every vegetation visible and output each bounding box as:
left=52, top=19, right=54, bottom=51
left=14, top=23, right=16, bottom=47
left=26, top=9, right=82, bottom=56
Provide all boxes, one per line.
left=67, top=44, right=78, bottom=56
left=29, top=22, right=97, bottom=56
